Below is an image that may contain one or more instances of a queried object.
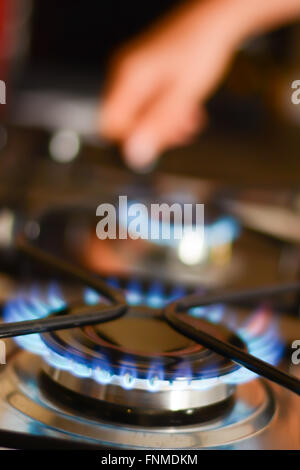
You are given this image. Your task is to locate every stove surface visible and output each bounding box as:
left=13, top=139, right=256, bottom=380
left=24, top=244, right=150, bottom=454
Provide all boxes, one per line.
left=0, top=351, right=298, bottom=449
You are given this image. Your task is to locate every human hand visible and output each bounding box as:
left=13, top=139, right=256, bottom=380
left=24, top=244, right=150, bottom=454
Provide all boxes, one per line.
left=100, top=0, right=300, bottom=171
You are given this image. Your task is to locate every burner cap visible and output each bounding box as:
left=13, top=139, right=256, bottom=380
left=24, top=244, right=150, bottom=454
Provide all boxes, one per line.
left=41, top=306, right=246, bottom=425
left=41, top=306, right=245, bottom=381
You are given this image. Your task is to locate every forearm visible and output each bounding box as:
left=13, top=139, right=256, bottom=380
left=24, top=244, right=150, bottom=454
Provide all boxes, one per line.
left=161, top=0, right=300, bottom=56
left=215, top=0, right=300, bottom=43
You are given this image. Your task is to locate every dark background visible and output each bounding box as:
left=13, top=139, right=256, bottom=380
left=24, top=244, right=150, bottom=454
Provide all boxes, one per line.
left=29, top=1, right=182, bottom=70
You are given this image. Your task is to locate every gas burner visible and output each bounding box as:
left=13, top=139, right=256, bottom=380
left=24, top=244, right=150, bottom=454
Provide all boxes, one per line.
left=1, top=239, right=299, bottom=449
left=41, top=306, right=244, bottom=382
left=0, top=352, right=282, bottom=448
left=3, top=272, right=283, bottom=426
left=39, top=306, right=245, bottom=425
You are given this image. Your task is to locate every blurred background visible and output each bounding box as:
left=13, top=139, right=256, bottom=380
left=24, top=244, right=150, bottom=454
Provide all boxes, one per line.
left=0, top=0, right=300, bottom=320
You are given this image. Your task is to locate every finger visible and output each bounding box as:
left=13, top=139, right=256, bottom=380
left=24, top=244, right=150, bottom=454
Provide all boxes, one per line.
left=123, top=93, right=204, bottom=169
left=100, top=56, right=162, bottom=141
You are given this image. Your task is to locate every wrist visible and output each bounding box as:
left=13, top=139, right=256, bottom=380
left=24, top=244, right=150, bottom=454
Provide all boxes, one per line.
left=186, top=0, right=251, bottom=50
left=200, top=0, right=260, bottom=47
left=211, top=0, right=300, bottom=45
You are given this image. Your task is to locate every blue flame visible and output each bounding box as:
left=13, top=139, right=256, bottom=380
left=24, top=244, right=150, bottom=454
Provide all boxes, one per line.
left=94, top=360, right=113, bottom=385
left=84, top=288, right=101, bottom=306
left=106, top=277, right=120, bottom=289
left=73, top=362, right=92, bottom=378
left=147, top=363, right=165, bottom=392
left=48, top=283, right=66, bottom=310
left=3, top=279, right=284, bottom=392
left=146, top=281, right=165, bottom=308
left=223, top=312, right=284, bottom=384
left=207, top=217, right=240, bottom=247
left=120, top=362, right=137, bottom=390
left=169, top=286, right=186, bottom=302
left=173, top=361, right=192, bottom=384
left=126, top=280, right=143, bottom=305
left=118, top=204, right=240, bottom=249
left=44, top=350, right=71, bottom=370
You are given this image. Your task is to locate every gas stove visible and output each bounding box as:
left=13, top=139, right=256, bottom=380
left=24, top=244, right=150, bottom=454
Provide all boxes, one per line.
left=0, top=240, right=299, bottom=450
